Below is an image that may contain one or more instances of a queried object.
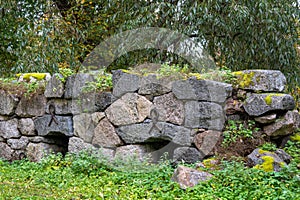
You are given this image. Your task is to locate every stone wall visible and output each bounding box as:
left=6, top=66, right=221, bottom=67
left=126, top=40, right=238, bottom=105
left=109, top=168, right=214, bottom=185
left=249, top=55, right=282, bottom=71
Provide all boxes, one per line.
left=0, top=69, right=299, bottom=162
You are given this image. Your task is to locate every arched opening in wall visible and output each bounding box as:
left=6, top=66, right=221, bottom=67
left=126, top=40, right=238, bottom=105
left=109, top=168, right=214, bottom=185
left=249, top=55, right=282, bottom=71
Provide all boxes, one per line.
left=146, top=140, right=182, bottom=163
left=43, top=134, right=69, bottom=156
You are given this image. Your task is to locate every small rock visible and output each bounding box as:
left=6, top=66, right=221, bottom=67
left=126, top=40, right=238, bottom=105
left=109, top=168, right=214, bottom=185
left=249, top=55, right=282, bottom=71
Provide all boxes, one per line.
left=153, top=93, right=184, bottom=125
left=194, top=130, right=222, bottom=157
left=171, top=166, right=213, bottom=189
left=0, top=90, right=19, bottom=115
left=173, top=147, right=203, bottom=164
left=26, top=142, right=65, bottom=162
left=0, top=142, right=13, bottom=161
left=247, top=148, right=290, bottom=172
left=68, top=137, right=96, bottom=153
left=73, top=113, right=95, bottom=143
left=254, top=114, right=277, bottom=124
left=0, top=119, right=20, bottom=139
left=112, top=70, right=141, bottom=98
left=64, top=73, right=95, bottom=99
left=115, top=144, right=153, bottom=162
left=263, top=111, right=299, bottom=137
left=44, top=73, right=65, bottom=98
left=7, top=136, right=29, bottom=150
left=105, top=93, right=152, bottom=126
left=95, top=92, right=117, bottom=111
left=18, top=118, right=36, bottom=136
left=138, top=74, right=172, bottom=96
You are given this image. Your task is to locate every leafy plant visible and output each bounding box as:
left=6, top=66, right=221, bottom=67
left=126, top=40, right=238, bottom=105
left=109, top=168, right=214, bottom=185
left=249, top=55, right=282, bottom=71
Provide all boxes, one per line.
left=222, top=120, right=260, bottom=147
left=260, top=142, right=278, bottom=152
left=82, top=70, right=113, bottom=92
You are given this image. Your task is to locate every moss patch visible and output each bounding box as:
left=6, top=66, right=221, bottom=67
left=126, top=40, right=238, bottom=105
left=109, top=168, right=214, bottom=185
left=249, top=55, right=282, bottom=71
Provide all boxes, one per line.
left=254, top=155, right=275, bottom=172
left=16, top=73, right=48, bottom=81
left=264, top=93, right=285, bottom=105
left=232, top=71, right=255, bottom=88
left=290, top=133, right=300, bottom=142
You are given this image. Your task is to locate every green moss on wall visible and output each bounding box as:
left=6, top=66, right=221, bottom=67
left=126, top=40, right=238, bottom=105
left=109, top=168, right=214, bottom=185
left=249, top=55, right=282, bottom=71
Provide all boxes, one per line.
left=232, top=71, right=255, bottom=88
left=254, top=155, right=275, bottom=172
left=264, top=93, right=285, bottom=106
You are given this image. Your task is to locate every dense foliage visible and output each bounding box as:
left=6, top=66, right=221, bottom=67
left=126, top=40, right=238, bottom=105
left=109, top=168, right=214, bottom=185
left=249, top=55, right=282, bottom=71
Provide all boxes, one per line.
left=0, top=146, right=299, bottom=199
left=0, top=1, right=299, bottom=85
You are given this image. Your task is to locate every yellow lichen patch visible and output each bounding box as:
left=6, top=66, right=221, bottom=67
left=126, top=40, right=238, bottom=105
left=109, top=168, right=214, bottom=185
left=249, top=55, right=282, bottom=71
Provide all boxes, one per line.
left=16, top=73, right=48, bottom=81
left=232, top=71, right=255, bottom=88
left=253, top=156, right=275, bottom=172
left=290, top=133, right=300, bottom=142
left=264, top=93, right=285, bottom=106
left=258, top=149, right=274, bottom=154
left=188, top=72, right=202, bottom=80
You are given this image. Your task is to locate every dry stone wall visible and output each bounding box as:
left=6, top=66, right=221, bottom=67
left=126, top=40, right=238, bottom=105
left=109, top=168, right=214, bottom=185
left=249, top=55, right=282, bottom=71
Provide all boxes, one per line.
left=0, top=69, right=299, bottom=163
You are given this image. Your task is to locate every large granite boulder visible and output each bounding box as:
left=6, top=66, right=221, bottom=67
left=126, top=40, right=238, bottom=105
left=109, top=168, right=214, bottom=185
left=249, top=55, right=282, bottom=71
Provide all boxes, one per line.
left=263, top=111, right=300, bottom=137
left=171, top=166, right=213, bottom=189
left=0, top=119, right=20, bottom=139
left=112, top=70, right=141, bottom=98
left=243, top=93, right=295, bottom=116
left=0, top=90, right=19, bottom=115
left=153, top=93, right=184, bottom=125
left=117, top=121, right=192, bottom=146
left=184, top=101, right=225, bottom=131
left=15, top=94, right=47, bottom=117
left=92, top=118, right=123, bottom=148
left=233, top=70, right=286, bottom=92
left=44, top=73, right=65, bottom=98
left=172, top=78, right=232, bottom=103
left=34, top=115, right=73, bottom=136
left=64, top=73, right=95, bottom=99
left=105, top=93, right=152, bottom=126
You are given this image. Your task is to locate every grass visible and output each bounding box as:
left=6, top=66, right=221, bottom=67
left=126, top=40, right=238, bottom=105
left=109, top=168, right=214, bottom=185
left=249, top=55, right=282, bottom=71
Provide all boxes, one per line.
left=0, top=145, right=299, bottom=200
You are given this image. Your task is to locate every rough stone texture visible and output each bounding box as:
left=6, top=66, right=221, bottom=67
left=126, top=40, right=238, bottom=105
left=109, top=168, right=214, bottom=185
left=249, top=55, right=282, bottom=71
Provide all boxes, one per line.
left=106, top=93, right=152, bottom=126
left=29, top=136, right=67, bottom=146
left=171, top=166, right=213, bottom=189
left=68, top=137, right=97, bottom=153
left=153, top=93, right=184, bottom=125
left=112, top=70, right=141, bottom=98
left=173, top=147, right=203, bottom=164
left=34, top=115, right=73, bottom=136
left=115, top=144, right=153, bottom=161
left=64, top=73, right=95, bottom=99
left=254, top=114, right=277, bottom=124
left=194, top=130, right=222, bottom=157
left=15, top=94, right=47, bottom=117
left=184, top=101, right=225, bottom=131
left=92, top=118, right=123, bottom=148
left=18, top=118, right=36, bottom=136
left=225, top=98, right=244, bottom=115
left=0, top=115, right=9, bottom=121
left=95, top=92, right=117, bottom=111
left=172, top=78, right=232, bottom=103
left=73, top=113, right=95, bottom=143
left=263, top=111, right=299, bottom=137
left=117, top=121, right=192, bottom=146
left=44, top=73, right=65, bottom=98
left=233, top=70, right=286, bottom=92
left=46, top=99, right=72, bottom=115
left=138, top=74, right=172, bottom=96
left=0, top=90, right=19, bottom=115
left=243, top=93, right=295, bottom=116
left=247, top=148, right=289, bottom=172
left=7, top=136, right=29, bottom=150
left=0, top=119, right=20, bottom=139
left=26, top=142, right=65, bottom=162
left=0, top=137, right=3, bottom=142
left=0, top=142, right=12, bottom=160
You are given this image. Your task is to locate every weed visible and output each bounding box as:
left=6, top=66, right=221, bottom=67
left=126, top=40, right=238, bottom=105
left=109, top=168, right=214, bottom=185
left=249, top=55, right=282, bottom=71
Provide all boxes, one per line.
left=222, top=120, right=260, bottom=147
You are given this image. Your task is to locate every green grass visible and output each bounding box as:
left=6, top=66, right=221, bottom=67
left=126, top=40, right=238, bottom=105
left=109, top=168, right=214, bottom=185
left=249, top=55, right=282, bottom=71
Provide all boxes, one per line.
left=1, top=148, right=299, bottom=200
